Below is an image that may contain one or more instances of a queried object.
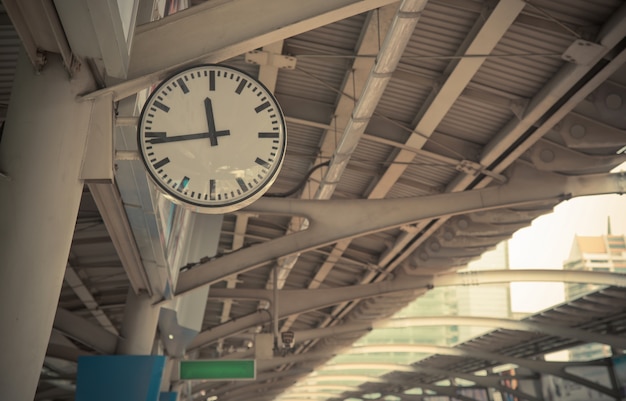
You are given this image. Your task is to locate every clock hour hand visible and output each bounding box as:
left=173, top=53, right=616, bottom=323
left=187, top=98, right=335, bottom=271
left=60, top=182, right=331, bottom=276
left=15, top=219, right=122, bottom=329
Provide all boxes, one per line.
left=204, top=97, right=230, bottom=146
left=149, top=132, right=212, bottom=144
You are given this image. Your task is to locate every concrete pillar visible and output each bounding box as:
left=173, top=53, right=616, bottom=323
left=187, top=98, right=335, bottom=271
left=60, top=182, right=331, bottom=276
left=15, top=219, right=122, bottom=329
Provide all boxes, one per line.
left=0, top=52, right=96, bottom=400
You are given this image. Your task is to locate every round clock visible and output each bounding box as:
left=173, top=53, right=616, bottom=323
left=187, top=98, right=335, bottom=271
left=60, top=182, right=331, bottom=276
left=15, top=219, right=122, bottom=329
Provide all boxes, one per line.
left=137, top=64, right=287, bottom=214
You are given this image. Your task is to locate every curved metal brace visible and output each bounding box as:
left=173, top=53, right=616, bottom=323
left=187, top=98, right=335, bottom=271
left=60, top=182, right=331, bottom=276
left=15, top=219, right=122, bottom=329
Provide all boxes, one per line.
left=288, top=385, right=362, bottom=392
left=175, top=169, right=626, bottom=296
left=247, top=313, right=626, bottom=352
left=385, top=387, right=479, bottom=401
left=431, top=269, right=626, bottom=287
left=276, top=382, right=479, bottom=401
left=378, top=315, right=626, bottom=349
left=192, top=269, right=626, bottom=351
left=45, top=344, right=92, bottom=363
left=347, top=344, right=618, bottom=398
left=288, top=374, right=482, bottom=401
left=53, top=308, right=119, bottom=354
left=322, top=363, right=540, bottom=401
left=279, top=392, right=350, bottom=399
left=192, top=367, right=312, bottom=398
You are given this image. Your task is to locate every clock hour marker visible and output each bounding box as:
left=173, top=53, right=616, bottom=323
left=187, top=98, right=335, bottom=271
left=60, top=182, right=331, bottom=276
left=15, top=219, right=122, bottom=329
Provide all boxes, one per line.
left=255, top=157, right=271, bottom=169
left=177, top=78, right=190, bottom=94
left=145, top=131, right=166, bottom=138
left=235, top=79, right=247, bottom=94
left=255, top=101, right=271, bottom=113
left=209, top=179, right=216, bottom=200
left=153, top=157, right=170, bottom=169
left=209, top=70, right=215, bottom=91
left=258, top=132, right=279, bottom=138
left=153, top=101, right=170, bottom=113
left=236, top=178, right=248, bottom=193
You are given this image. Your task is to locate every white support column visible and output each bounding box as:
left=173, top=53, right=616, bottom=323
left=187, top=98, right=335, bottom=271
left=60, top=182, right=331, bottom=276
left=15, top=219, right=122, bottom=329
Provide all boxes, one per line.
left=0, top=52, right=95, bottom=400
left=116, top=289, right=161, bottom=355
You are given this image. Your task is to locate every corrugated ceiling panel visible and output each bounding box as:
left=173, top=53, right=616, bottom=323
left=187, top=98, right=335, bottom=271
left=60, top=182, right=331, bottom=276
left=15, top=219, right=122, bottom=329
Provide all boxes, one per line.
left=278, top=14, right=366, bottom=109
left=376, top=74, right=431, bottom=123
left=0, top=24, right=19, bottom=109
left=405, top=150, right=458, bottom=183
left=471, top=22, right=572, bottom=98
left=340, top=139, right=396, bottom=197
left=335, top=166, right=376, bottom=198
left=277, top=57, right=346, bottom=107
left=525, top=0, right=621, bottom=25
left=353, top=136, right=396, bottom=164
left=273, top=122, right=324, bottom=193
left=402, top=1, right=480, bottom=73
left=437, top=95, right=514, bottom=145
left=288, top=13, right=367, bottom=53
left=387, top=157, right=457, bottom=199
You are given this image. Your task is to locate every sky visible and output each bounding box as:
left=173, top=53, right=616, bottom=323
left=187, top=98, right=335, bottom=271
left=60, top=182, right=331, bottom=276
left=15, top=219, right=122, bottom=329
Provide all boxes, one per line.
left=508, top=191, right=626, bottom=312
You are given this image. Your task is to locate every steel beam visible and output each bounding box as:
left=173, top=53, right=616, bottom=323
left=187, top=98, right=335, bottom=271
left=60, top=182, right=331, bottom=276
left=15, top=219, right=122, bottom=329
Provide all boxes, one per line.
left=370, top=0, right=525, bottom=197
left=64, top=265, right=118, bottom=334
left=53, top=308, right=118, bottom=354
left=317, top=362, right=540, bottom=401
left=46, top=344, right=92, bottom=363
left=193, top=368, right=313, bottom=398
left=195, top=269, right=626, bottom=351
left=348, top=344, right=618, bottom=398
left=431, top=269, right=626, bottom=288
left=449, top=2, right=626, bottom=190
left=276, top=3, right=400, bottom=332
left=175, top=168, right=626, bottom=296
left=83, top=0, right=399, bottom=101
left=245, top=313, right=626, bottom=351
left=88, top=182, right=152, bottom=295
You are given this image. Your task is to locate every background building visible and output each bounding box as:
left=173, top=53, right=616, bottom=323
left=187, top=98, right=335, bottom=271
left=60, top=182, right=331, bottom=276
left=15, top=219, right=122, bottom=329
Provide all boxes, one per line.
left=563, top=230, right=626, bottom=361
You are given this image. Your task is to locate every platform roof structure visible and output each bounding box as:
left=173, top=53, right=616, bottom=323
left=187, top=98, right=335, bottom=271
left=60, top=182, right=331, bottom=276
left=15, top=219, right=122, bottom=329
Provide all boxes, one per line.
left=1, top=0, right=625, bottom=400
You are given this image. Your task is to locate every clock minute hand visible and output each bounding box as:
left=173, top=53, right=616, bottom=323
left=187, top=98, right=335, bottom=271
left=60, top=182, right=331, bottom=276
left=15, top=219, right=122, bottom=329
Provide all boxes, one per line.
left=149, top=132, right=211, bottom=144
left=204, top=97, right=230, bottom=146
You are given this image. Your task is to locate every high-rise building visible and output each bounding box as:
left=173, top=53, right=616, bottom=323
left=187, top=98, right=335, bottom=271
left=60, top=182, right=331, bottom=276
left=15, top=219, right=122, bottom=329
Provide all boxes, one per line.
left=564, top=233, right=626, bottom=300
left=316, top=241, right=513, bottom=395
left=563, top=231, right=626, bottom=361
left=351, top=241, right=512, bottom=353
left=456, top=241, right=512, bottom=342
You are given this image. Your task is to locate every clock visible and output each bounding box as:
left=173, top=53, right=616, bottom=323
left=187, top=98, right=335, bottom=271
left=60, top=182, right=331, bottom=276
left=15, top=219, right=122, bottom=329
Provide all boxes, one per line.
left=137, top=64, right=287, bottom=214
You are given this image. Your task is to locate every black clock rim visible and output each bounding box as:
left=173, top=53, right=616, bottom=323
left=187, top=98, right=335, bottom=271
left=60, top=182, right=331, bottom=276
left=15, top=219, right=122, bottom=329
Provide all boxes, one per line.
left=136, top=63, right=288, bottom=210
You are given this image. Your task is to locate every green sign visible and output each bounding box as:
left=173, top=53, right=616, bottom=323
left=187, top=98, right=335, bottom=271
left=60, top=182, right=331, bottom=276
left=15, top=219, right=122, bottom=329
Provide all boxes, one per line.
left=179, top=359, right=256, bottom=380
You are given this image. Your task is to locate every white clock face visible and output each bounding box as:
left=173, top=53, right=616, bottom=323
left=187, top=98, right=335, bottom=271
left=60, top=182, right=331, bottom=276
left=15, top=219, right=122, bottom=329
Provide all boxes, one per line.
left=137, top=64, right=287, bottom=213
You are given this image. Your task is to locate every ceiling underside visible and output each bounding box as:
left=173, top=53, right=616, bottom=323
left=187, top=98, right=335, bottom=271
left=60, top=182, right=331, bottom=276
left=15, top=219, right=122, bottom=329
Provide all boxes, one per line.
left=2, top=0, right=625, bottom=400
